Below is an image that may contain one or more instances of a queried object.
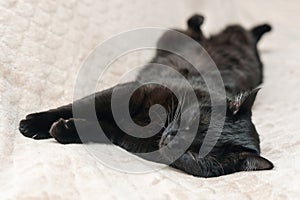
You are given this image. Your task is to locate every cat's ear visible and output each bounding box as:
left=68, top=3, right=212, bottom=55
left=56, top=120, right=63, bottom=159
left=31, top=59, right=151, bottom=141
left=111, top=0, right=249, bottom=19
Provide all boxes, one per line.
left=238, top=154, right=274, bottom=171
left=229, top=88, right=260, bottom=115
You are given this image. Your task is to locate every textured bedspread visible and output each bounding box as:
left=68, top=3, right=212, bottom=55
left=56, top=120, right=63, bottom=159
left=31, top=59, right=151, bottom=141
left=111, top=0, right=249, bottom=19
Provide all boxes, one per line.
left=0, top=0, right=299, bottom=199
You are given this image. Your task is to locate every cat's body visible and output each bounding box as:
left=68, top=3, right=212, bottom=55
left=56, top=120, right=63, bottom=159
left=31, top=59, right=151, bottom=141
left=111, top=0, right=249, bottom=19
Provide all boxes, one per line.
left=19, top=14, right=273, bottom=177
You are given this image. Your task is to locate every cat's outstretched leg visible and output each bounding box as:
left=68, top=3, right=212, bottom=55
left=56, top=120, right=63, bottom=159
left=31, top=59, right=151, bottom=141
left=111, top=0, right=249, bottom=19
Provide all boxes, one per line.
left=49, top=82, right=175, bottom=145
left=19, top=81, right=173, bottom=145
left=19, top=104, right=72, bottom=139
left=18, top=82, right=140, bottom=140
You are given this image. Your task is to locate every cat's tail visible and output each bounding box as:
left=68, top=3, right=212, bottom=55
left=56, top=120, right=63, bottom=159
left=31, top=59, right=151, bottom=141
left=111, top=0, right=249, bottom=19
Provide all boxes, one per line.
left=251, top=24, right=272, bottom=43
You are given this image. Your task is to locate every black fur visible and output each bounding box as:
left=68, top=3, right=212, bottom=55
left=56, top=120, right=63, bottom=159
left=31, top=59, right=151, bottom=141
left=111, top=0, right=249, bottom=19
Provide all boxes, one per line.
left=19, top=14, right=273, bottom=177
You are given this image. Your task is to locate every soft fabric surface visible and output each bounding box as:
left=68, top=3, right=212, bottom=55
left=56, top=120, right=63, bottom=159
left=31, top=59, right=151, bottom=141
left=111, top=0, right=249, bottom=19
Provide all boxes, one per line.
left=1, top=0, right=299, bottom=199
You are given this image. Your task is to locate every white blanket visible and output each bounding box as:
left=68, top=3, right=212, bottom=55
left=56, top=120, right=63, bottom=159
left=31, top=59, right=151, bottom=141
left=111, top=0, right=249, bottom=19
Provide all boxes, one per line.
left=1, top=0, right=299, bottom=199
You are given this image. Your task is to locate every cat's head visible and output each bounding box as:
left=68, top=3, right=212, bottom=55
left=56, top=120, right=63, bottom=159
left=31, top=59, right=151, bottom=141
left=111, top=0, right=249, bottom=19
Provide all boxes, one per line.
left=222, top=88, right=274, bottom=171
left=164, top=87, right=273, bottom=172
left=225, top=88, right=261, bottom=152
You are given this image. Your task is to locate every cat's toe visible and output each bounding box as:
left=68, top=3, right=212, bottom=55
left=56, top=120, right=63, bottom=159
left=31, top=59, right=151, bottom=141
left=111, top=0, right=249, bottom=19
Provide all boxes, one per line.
left=19, top=118, right=51, bottom=139
left=19, top=119, right=32, bottom=136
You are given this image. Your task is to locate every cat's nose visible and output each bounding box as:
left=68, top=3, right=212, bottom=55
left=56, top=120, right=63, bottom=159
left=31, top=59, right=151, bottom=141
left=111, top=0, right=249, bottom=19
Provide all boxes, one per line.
left=159, top=130, right=178, bottom=148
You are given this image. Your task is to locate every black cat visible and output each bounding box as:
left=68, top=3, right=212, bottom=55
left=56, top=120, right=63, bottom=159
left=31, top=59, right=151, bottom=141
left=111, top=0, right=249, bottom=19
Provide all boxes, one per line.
left=19, top=14, right=273, bottom=177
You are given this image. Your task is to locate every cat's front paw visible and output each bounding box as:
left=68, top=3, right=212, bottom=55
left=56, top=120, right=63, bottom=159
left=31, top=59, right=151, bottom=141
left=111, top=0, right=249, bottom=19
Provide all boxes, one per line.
left=19, top=112, right=53, bottom=139
left=50, top=118, right=82, bottom=144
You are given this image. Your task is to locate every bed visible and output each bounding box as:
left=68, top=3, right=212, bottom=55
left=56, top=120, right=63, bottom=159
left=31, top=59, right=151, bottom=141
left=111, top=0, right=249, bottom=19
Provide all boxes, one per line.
left=0, top=0, right=299, bottom=199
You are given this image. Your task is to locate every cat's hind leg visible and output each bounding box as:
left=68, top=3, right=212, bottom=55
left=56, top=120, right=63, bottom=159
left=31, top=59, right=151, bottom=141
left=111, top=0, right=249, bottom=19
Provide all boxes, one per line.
left=187, top=14, right=204, bottom=33
left=186, top=14, right=206, bottom=42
